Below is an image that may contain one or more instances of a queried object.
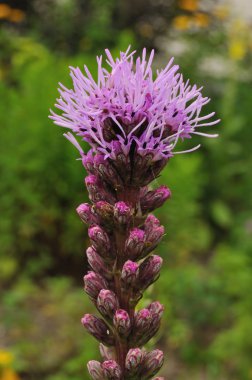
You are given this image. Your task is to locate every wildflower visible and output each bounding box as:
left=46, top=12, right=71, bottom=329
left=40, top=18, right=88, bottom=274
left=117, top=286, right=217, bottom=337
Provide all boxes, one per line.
left=51, top=48, right=219, bottom=379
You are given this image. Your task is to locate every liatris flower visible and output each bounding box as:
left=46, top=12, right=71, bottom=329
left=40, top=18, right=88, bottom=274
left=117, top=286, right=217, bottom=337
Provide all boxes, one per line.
left=50, top=47, right=219, bottom=379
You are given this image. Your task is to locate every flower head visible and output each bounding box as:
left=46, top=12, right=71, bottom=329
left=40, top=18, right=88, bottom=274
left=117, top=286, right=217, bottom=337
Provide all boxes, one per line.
left=50, top=47, right=219, bottom=163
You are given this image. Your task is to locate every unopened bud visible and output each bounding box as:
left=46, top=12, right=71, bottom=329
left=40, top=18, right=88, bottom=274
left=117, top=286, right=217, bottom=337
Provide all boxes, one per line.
left=113, top=309, right=131, bottom=337
left=76, top=203, right=97, bottom=225
left=86, top=247, right=112, bottom=280
left=121, top=260, right=139, bottom=288
left=81, top=314, right=114, bottom=346
left=102, top=360, right=122, bottom=380
left=88, top=225, right=111, bottom=258
left=99, top=344, right=115, bottom=361
left=84, top=271, right=107, bottom=300
left=87, top=360, right=103, bottom=380
left=140, top=349, right=164, bottom=379
left=94, top=154, right=123, bottom=188
left=140, top=185, right=171, bottom=213
left=125, top=348, right=144, bottom=376
left=85, top=175, right=107, bottom=203
left=138, top=255, right=163, bottom=290
left=82, top=151, right=95, bottom=173
left=93, top=201, right=114, bottom=221
left=138, top=302, right=164, bottom=346
left=125, top=228, right=145, bottom=260
left=141, top=225, right=165, bottom=259
left=97, top=290, right=119, bottom=320
left=144, top=214, right=160, bottom=234
left=114, top=201, right=132, bottom=224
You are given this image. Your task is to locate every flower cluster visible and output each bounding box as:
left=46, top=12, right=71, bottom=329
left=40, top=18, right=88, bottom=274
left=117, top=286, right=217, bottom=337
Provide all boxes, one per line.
left=51, top=47, right=219, bottom=379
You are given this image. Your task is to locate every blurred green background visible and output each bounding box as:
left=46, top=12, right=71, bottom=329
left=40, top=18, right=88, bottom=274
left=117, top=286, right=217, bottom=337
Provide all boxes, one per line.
left=0, top=0, right=252, bottom=379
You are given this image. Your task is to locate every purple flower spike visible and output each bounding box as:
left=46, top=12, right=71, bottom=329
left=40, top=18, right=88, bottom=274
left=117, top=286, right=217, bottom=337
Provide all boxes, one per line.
left=113, top=309, right=131, bottom=337
left=140, top=349, right=164, bottom=379
left=81, top=314, right=114, bottom=346
left=51, top=47, right=219, bottom=377
left=87, top=360, right=103, bottom=380
left=102, top=360, right=122, bottom=380
left=140, top=185, right=171, bottom=213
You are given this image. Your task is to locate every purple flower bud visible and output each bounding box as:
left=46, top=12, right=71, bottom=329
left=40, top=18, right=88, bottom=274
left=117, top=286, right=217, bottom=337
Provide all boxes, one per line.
left=86, top=247, right=112, bottom=280
left=121, top=260, right=139, bottom=289
left=138, top=302, right=164, bottom=346
left=93, top=201, right=114, bottom=221
left=94, top=154, right=123, bottom=188
left=134, top=308, right=152, bottom=331
left=114, top=202, right=132, bottom=224
left=140, top=225, right=165, bottom=259
left=83, top=271, right=107, bottom=300
left=88, top=225, right=111, bottom=258
left=87, top=360, right=103, bottom=380
left=125, top=228, right=145, bottom=260
left=113, top=309, right=131, bottom=337
left=81, top=314, right=114, bottom=346
left=125, top=348, right=144, bottom=376
left=82, top=151, right=95, bottom=174
left=138, top=255, right=163, bottom=291
left=85, top=175, right=107, bottom=203
left=99, top=344, right=115, bottom=361
left=76, top=203, right=96, bottom=225
left=140, top=349, right=164, bottom=379
left=140, top=185, right=171, bottom=213
left=97, top=290, right=119, bottom=319
left=144, top=214, right=160, bottom=234
left=102, top=360, right=122, bottom=380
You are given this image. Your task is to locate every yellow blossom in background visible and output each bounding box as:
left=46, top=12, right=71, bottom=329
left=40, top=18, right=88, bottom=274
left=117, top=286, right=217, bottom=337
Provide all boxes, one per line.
left=213, top=4, right=230, bottom=21
left=0, top=4, right=11, bottom=19
left=0, top=352, right=13, bottom=367
left=0, top=368, right=20, bottom=380
left=193, top=12, right=210, bottom=28
left=8, top=9, right=26, bottom=23
left=0, top=351, right=20, bottom=380
left=229, top=39, right=247, bottom=60
left=179, top=0, right=199, bottom=12
left=173, top=15, right=192, bottom=30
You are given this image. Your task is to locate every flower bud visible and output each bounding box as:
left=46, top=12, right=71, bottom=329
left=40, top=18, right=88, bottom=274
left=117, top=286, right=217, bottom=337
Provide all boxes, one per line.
left=87, top=360, right=103, bottom=380
left=99, top=344, right=115, bottom=361
left=88, top=225, right=111, bottom=258
left=134, top=308, right=152, bottom=331
left=141, top=225, right=165, bottom=258
left=84, top=271, right=107, bottom=300
left=82, top=151, right=95, bottom=173
left=125, top=348, right=144, bottom=376
left=140, top=185, right=171, bottom=213
left=147, top=301, right=165, bottom=322
left=76, top=203, right=96, bottom=225
left=144, top=214, right=160, bottom=234
left=125, top=228, right=145, bottom=260
left=114, top=202, right=132, bottom=224
left=86, top=247, right=112, bottom=280
left=121, top=260, right=139, bottom=289
left=137, top=302, right=164, bottom=346
left=102, top=360, right=122, bottom=380
left=81, top=314, right=114, bottom=346
left=97, top=290, right=119, bottom=319
left=85, top=175, right=107, bottom=203
left=94, top=154, right=123, bottom=188
left=138, top=255, right=163, bottom=291
left=113, top=309, right=131, bottom=337
left=93, top=201, right=114, bottom=222
left=140, top=349, right=164, bottom=379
